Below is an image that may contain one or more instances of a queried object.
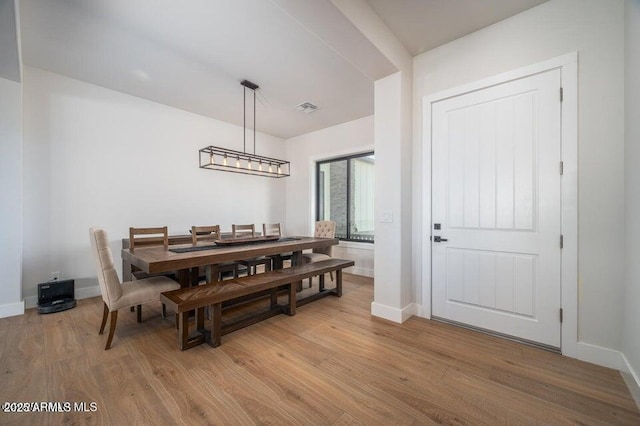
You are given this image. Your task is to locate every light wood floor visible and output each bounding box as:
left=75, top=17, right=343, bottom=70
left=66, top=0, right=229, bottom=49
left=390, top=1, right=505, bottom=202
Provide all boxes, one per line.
left=1, top=274, right=638, bottom=425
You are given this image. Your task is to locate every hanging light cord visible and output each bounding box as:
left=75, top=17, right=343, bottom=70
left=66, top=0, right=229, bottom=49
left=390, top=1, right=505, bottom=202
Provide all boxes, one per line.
left=253, top=88, right=256, bottom=155
left=243, top=85, right=246, bottom=154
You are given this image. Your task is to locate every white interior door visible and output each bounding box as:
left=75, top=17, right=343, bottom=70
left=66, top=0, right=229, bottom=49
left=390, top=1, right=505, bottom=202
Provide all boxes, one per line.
left=431, top=68, right=562, bottom=348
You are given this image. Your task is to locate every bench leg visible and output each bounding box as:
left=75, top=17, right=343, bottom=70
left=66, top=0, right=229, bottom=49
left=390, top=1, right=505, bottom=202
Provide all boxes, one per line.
left=178, top=312, right=189, bottom=350
left=335, top=269, right=343, bottom=297
left=270, top=289, right=278, bottom=308
left=177, top=311, right=205, bottom=351
left=210, top=303, right=222, bottom=347
left=288, top=283, right=296, bottom=316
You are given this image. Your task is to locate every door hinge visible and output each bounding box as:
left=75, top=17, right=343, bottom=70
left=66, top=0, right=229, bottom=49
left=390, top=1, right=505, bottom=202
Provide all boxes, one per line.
left=560, top=308, right=563, bottom=323
left=560, top=87, right=564, bottom=102
left=560, top=161, right=564, bottom=175
left=560, top=235, right=564, bottom=249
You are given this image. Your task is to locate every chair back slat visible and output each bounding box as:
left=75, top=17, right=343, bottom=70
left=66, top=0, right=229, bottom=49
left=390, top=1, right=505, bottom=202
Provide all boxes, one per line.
left=191, top=225, right=221, bottom=244
left=263, top=223, right=282, bottom=237
left=129, top=227, right=168, bottom=250
left=232, top=224, right=255, bottom=238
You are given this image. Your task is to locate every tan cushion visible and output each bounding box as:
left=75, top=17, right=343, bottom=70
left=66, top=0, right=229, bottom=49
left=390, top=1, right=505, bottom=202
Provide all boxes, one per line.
left=112, top=276, right=180, bottom=311
left=303, top=252, right=331, bottom=264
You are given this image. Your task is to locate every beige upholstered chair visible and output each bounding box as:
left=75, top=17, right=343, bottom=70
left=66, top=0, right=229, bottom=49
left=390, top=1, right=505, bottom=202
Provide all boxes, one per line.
left=233, top=224, right=271, bottom=275
left=89, top=227, right=180, bottom=350
left=191, top=225, right=238, bottom=281
left=303, top=220, right=337, bottom=284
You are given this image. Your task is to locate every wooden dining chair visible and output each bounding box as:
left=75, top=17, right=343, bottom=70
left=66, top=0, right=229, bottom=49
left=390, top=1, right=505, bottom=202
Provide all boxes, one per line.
left=262, top=223, right=282, bottom=237
left=191, top=225, right=238, bottom=281
left=233, top=224, right=271, bottom=275
left=89, top=227, right=180, bottom=350
left=129, top=226, right=169, bottom=250
left=303, top=220, right=337, bottom=286
left=263, top=223, right=291, bottom=269
left=128, top=226, right=177, bottom=314
left=129, top=226, right=170, bottom=280
left=232, top=223, right=256, bottom=238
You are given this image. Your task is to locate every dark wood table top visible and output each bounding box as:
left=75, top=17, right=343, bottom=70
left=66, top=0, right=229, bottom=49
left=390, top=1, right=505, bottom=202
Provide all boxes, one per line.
left=121, top=236, right=338, bottom=275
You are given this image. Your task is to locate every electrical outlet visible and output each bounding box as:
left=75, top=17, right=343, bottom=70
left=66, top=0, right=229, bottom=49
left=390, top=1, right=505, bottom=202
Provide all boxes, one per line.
left=380, top=211, right=393, bottom=223
left=51, top=271, right=60, bottom=281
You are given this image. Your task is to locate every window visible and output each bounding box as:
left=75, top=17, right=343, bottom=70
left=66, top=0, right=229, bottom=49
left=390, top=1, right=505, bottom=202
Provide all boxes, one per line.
left=317, top=152, right=374, bottom=243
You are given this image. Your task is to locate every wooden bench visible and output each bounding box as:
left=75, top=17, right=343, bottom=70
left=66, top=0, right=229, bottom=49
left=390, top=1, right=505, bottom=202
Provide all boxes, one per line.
left=160, top=258, right=355, bottom=350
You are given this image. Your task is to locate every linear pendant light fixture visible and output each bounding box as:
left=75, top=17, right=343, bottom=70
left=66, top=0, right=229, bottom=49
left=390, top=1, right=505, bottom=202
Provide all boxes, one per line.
left=199, top=80, right=290, bottom=178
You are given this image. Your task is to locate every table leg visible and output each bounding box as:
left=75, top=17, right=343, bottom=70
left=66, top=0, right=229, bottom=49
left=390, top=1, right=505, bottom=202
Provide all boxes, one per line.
left=291, top=250, right=303, bottom=266
left=209, top=264, right=220, bottom=283
left=122, top=259, right=132, bottom=282
left=287, top=283, right=296, bottom=316
left=177, top=269, right=190, bottom=289
left=272, top=254, right=283, bottom=270
left=210, top=303, right=222, bottom=347
left=319, top=274, right=325, bottom=292
left=335, top=269, right=343, bottom=297
left=291, top=251, right=303, bottom=292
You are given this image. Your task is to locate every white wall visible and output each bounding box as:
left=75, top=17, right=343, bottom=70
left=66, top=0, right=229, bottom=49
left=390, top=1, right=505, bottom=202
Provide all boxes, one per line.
left=622, top=0, right=640, bottom=404
left=413, top=0, right=625, bottom=350
left=285, top=115, right=374, bottom=277
left=0, top=76, right=24, bottom=317
left=331, top=0, right=414, bottom=322
left=22, top=67, right=286, bottom=304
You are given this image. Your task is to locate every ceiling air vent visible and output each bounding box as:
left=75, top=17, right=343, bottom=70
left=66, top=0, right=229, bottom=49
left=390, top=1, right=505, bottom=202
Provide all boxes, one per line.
left=295, top=102, right=319, bottom=114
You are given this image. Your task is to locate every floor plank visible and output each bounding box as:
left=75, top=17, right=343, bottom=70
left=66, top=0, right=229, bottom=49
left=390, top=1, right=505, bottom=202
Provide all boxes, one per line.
left=0, top=273, right=638, bottom=425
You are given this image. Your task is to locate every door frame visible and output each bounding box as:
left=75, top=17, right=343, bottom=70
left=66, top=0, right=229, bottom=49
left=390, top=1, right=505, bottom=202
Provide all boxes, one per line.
left=420, top=53, right=578, bottom=356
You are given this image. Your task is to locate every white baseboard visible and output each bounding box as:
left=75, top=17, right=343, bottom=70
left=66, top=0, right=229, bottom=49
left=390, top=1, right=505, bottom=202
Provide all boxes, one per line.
left=621, top=353, right=640, bottom=409
left=574, top=341, right=623, bottom=370
left=76, top=285, right=102, bottom=301
left=24, top=285, right=101, bottom=309
left=347, top=266, right=373, bottom=277
left=371, top=301, right=415, bottom=323
left=0, top=300, right=25, bottom=318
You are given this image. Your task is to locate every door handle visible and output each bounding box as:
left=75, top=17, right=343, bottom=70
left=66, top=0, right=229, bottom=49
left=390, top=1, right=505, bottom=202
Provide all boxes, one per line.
left=433, top=236, right=448, bottom=243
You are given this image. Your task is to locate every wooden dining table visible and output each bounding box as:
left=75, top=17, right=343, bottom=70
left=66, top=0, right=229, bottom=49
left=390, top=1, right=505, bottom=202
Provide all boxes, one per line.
left=121, top=236, right=339, bottom=288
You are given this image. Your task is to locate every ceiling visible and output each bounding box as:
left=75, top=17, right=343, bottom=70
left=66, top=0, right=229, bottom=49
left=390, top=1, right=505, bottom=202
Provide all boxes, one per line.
left=366, top=0, right=549, bottom=56
left=19, top=0, right=548, bottom=139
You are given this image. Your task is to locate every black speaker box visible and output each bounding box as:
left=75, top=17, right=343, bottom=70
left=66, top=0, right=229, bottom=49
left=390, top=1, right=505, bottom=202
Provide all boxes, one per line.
left=38, top=279, right=76, bottom=314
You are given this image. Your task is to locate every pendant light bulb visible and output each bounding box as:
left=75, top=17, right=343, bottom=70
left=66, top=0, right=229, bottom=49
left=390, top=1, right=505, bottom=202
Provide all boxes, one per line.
left=209, top=153, right=215, bottom=165
left=223, top=154, right=228, bottom=166
left=236, top=156, right=240, bottom=168
left=247, top=159, right=252, bottom=170
left=258, top=161, right=263, bottom=172
left=268, top=163, right=273, bottom=173
left=277, top=165, right=282, bottom=175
